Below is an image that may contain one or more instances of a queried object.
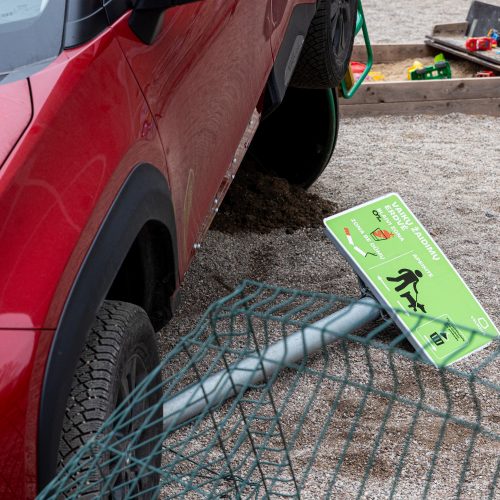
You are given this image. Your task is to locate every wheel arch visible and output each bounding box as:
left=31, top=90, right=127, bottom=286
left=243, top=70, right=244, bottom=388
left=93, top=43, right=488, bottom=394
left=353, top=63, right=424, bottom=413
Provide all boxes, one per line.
left=106, top=219, right=177, bottom=331
left=37, top=162, right=178, bottom=491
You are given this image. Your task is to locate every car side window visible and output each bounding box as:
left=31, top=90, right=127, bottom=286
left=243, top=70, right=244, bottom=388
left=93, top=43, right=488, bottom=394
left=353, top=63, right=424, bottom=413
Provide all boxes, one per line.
left=0, top=0, right=66, bottom=82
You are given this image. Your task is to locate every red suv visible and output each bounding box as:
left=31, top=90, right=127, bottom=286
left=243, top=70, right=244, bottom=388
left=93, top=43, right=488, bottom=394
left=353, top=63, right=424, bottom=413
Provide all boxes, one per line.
left=0, top=0, right=358, bottom=495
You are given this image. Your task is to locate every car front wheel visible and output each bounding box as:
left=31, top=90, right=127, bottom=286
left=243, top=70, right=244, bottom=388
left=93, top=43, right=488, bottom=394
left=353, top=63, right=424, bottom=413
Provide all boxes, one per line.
left=57, top=300, right=162, bottom=497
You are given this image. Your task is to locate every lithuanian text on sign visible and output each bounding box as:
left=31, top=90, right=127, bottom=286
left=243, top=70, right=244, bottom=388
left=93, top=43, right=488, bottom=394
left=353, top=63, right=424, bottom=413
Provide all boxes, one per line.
left=324, top=193, right=498, bottom=367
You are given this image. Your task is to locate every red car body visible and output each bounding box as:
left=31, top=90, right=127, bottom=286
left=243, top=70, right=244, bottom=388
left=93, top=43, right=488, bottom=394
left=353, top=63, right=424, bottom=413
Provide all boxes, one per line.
left=0, top=0, right=321, bottom=496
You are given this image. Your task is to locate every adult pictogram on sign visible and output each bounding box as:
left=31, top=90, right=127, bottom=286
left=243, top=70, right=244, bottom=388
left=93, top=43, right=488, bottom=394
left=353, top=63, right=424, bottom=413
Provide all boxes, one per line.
left=386, top=268, right=427, bottom=314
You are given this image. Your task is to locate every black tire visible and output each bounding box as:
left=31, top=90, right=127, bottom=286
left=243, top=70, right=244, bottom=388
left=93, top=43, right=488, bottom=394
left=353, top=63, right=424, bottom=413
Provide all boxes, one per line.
left=57, top=301, right=162, bottom=498
left=291, top=0, right=358, bottom=89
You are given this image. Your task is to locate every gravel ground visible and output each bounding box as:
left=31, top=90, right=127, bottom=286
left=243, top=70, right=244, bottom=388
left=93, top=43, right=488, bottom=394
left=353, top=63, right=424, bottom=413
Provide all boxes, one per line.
left=158, top=2, right=500, bottom=498
left=160, top=114, right=500, bottom=498
left=361, top=0, right=500, bottom=44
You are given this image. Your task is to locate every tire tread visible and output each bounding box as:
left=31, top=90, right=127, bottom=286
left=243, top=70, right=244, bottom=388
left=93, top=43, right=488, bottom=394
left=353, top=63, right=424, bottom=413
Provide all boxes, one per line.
left=57, top=301, right=156, bottom=469
left=291, top=0, right=357, bottom=89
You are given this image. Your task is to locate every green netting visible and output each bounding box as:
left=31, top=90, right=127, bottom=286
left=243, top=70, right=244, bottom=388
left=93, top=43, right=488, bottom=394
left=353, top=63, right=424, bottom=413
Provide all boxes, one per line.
left=39, top=280, right=499, bottom=499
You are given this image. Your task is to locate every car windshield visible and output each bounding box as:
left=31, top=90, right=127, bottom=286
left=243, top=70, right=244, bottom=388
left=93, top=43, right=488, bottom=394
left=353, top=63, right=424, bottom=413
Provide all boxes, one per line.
left=0, top=0, right=66, bottom=82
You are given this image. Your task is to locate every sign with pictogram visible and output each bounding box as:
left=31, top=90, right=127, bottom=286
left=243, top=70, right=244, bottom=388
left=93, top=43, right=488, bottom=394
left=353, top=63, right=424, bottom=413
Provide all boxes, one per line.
left=324, top=193, right=498, bottom=367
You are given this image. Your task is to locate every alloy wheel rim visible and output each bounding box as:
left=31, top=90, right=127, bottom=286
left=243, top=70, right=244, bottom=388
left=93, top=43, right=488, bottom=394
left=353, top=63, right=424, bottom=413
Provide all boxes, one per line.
left=109, top=352, right=148, bottom=498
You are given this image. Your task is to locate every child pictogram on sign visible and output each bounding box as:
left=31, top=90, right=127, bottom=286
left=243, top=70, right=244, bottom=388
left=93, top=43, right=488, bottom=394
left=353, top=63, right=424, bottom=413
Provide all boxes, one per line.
left=386, top=268, right=427, bottom=314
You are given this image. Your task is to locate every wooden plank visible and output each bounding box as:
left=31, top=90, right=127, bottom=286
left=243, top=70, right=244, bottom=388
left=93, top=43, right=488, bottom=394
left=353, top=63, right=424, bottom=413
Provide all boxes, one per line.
left=351, top=43, right=435, bottom=63
left=425, top=39, right=500, bottom=71
left=344, top=43, right=500, bottom=117
left=431, top=22, right=468, bottom=37
left=342, top=78, right=500, bottom=105
left=340, top=97, right=500, bottom=118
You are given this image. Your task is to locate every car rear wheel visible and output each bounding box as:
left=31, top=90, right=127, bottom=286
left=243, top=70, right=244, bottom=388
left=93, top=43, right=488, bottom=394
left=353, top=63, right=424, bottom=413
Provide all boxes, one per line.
left=57, top=300, right=162, bottom=497
left=291, top=0, right=358, bottom=89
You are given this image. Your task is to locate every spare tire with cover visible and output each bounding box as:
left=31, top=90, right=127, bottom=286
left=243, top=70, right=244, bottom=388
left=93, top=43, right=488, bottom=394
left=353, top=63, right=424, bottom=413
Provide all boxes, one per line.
left=291, top=0, right=358, bottom=89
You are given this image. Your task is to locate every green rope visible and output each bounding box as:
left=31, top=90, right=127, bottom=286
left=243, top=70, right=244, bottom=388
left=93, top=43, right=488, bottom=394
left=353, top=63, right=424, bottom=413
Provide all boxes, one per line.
left=39, top=281, right=499, bottom=499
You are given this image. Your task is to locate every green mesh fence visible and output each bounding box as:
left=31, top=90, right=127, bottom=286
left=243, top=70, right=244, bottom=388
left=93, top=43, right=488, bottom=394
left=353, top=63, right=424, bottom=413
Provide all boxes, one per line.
left=39, top=280, right=499, bottom=499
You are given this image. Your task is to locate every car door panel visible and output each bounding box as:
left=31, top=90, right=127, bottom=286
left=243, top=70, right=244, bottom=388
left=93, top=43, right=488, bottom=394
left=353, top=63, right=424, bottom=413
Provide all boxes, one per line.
left=116, top=1, right=273, bottom=275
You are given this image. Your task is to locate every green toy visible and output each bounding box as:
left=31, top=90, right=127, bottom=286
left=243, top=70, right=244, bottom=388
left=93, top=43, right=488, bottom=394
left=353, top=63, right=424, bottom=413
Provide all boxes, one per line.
left=410, top=54, right=452, bottom=80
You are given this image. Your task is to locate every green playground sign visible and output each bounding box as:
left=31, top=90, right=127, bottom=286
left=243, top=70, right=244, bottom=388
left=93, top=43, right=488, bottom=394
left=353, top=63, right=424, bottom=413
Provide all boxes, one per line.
left=324, top=193, right=499, bottom=367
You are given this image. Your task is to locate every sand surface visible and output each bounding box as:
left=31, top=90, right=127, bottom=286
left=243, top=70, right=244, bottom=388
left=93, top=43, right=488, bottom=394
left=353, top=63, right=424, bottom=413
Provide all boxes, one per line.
left=158, top=2, right=500, bottom=498
left=370, top=58, right=478, bottom=81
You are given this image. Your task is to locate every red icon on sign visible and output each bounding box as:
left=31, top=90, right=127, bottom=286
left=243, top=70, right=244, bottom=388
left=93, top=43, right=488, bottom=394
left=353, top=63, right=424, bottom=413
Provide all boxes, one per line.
left=371, top=228, right=394, bottom=241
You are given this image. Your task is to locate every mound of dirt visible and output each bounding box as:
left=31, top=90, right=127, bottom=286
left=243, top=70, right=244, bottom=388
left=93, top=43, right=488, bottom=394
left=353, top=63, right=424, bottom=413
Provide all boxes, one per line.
left=211, top=159, right=337, bottom=234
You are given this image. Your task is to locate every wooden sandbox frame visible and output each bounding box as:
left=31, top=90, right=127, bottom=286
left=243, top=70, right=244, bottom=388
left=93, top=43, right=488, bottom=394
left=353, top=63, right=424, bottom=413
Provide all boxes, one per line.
left=340, top=44, right=500, bottom=117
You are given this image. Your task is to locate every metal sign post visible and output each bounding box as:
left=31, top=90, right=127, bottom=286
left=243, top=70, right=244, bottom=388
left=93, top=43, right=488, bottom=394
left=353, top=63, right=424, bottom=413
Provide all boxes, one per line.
left=163, top=297, right=379, bottom=429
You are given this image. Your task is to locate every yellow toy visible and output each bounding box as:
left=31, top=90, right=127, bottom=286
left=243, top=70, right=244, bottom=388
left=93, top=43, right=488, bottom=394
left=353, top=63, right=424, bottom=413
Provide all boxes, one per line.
left=368, top=71, right=385, bottom=81
left=407, top=60, right=424, bottom=80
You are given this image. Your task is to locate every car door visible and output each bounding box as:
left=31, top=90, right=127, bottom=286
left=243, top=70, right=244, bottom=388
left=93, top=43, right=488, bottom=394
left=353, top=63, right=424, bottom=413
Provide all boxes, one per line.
left=116, top=0, right=274, bottom=275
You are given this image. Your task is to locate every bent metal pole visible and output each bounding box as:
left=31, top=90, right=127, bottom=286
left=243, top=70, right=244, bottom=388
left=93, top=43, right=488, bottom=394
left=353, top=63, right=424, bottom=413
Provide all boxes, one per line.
left=163, top=296, right=380, bottom=430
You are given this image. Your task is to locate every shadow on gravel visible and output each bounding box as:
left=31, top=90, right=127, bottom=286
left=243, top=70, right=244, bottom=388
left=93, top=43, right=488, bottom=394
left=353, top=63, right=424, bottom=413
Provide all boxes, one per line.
left=211, top=158, right=337, bottom=234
